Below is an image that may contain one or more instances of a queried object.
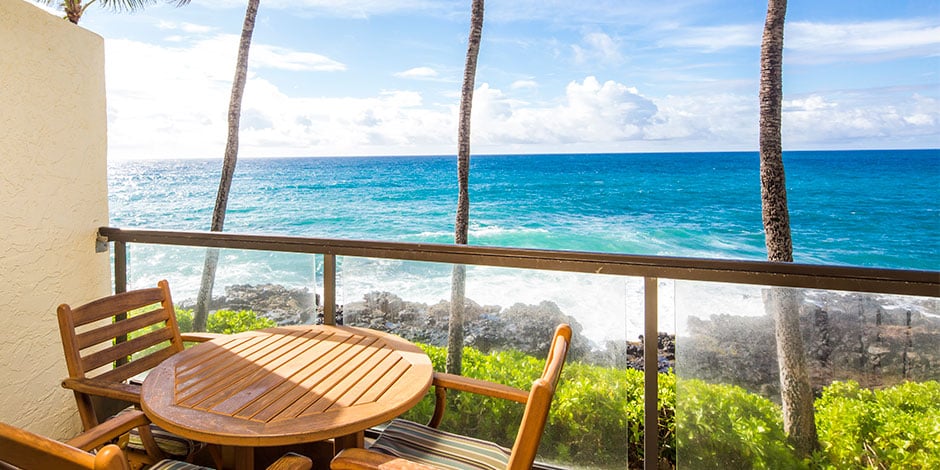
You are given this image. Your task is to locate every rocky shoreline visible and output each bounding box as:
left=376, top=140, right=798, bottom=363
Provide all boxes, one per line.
left=183, top=284, right=938, bottom=390
left=680, top=290, right=939, bottom=397
left=181, top=284, right=675, bottom=370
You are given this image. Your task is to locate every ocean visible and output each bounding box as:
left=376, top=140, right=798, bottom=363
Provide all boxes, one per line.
left=108, top=149, right=939, bottom=343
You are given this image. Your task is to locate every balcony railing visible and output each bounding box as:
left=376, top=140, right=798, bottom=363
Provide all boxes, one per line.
left=97, top=226, right=939, bottom=469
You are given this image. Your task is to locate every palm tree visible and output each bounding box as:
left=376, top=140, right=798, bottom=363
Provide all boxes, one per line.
left=36, top=0, right=189, bottom=24
left=759, top=0, right=818, bottom=457
left=446, top=0, right=485, bottom=376
left=192, top=0, right=260, bottom=332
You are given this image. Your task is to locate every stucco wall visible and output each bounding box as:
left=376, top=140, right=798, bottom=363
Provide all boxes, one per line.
left=0, top=0, right=111, bottom=439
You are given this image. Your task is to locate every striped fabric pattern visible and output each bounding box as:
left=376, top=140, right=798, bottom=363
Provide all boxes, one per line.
left=127, top=425, right=199, bottom=457
left=148, top=459, right=212, bottom=470
left=112, top=406, right=202, bottom=457
left=368, top=419, right=512, bottom=470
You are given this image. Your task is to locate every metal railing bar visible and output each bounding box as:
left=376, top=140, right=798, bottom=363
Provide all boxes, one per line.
left=98, top=227, right=939, bottom=297
left=323, top=254, right=336, bottom=326
left=643, top=277, right=659, bottom=470
left=114, top=240, right=128, bottom=295
left=114, top=240, right=129, bottom=366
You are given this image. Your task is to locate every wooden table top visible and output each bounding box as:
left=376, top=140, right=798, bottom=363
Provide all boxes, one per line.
left=140, top=325, right=433, bottom=448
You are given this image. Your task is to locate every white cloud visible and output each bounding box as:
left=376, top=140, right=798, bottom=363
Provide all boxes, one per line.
left=252, top=43, right=346, bottom=72
left=156, top=21, right=215, bottom=34
left=471, top=77, right=658, bottom=146
left=181, top=22, right=216, bottom=34
left=645, top=92, right=757, bottom=149
left=105, top=35, right=346, bottom=159
left=660, top=24, right=760, bottom=52
left=787, top=20, right=940, bottom=64
left=510, top=80, right=538, bottom=90
left=573, top=32, right=622, bottom=64
left=782, top=92, right=939, bottom=147
left=207, top=0, right=458, bottom=18
left=104, top=25, right=938, bottom=160
left=394, top=67, right=439, bottom=79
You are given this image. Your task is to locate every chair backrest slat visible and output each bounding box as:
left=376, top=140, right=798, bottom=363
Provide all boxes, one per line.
left=95, top=346, right=178, bottom=385
left=67, top=288, right=165, bottom=327
left=81, top=327, right=176, bottom=373
left=57, top=280, right=186, bottom=430
left=75, top=307, right=170, bottom=350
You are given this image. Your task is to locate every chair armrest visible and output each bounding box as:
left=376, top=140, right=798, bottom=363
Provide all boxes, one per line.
left=65, top=409, right=150, bottom=451
left=427, top=372, right=529, bottom=428
left=432, top=373, right=529, bottom=403
left=62, top=377, right=141, bottom=403
left=266, top=452, right=313, bottom=470
left=180, top=332, right=225, bottom=343
left=331, top=448, right=439, bottom=470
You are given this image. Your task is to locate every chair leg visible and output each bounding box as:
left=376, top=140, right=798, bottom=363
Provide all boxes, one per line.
left=136, top=424, right=167, bottom=462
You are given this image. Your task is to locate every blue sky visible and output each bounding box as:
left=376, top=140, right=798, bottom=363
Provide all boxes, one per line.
left=38, top=0, right=940, bottom=159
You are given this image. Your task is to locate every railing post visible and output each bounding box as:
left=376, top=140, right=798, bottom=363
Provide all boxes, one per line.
left=323, top=254, right=336, bottom=326
left=113, top=240, right=129, bottom=366
left=644, top=277, right=659, bottom=470
left=114, top=240, right=127, bottom=294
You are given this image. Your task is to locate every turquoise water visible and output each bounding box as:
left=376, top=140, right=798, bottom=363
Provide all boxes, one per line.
left=110, top=149, right=939, bottom=269
left=109, top=150, right=939, bottom=342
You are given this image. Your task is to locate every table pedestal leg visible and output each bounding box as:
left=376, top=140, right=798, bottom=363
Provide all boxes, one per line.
left=333, top=431, right=365, bottom=454
left=207, top=444, right=225, bottom=470
left=234, top=446, right=255, bottom=470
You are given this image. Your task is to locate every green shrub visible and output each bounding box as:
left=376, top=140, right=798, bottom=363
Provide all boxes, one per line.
left=401, top=344, right=676, bottom=469
left=161, top=310, right=940, bottom=470
left=813, top=380, right=940, bottom=469
left=175, top=308, right=276, bottom=334
left=676, top=379, right=805, bottom=469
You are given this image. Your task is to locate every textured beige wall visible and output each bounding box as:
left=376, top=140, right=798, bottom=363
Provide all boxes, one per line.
left=0, top=0, right=111, bottom=439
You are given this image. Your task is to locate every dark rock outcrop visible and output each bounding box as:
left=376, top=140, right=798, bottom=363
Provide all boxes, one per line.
left=678, top=290, right=940, bottom=399
left=179, top=283, right=318, bottom=325
left=343, top=291, right=595, bottom=361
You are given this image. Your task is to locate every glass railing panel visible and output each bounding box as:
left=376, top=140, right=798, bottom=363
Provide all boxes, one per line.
left=118, top=239, right=939, bottom=470
left=123, top=244, right=648, bottom=468
left=673, top=280, right=940, bottom=469
left=124, top=244, right=321, bottom=331
left=337, top=256, right=641, bottom=469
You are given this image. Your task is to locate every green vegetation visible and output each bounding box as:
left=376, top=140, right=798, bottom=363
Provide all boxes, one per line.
left=678, top=379, right=805, bottom=469
left=400, top=344, right=675, bottom=468
left=155, top=308, right=939, bottom=469
left=813, top=380, right=940, bottom=469
left=175, top=308, right=276, bottom=334
left=128, top=307, right=275, bottom=360
left=397, top=343, right=939, bottom=469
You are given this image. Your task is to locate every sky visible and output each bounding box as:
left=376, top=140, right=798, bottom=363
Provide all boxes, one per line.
left=37, top=0, right=940, bottom=160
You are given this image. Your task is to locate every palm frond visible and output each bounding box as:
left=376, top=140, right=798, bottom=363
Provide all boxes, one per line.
left=97, top=0, right=191, bottom=13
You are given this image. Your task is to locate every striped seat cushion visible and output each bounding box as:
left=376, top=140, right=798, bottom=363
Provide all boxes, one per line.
left=111, top=406, right=203, bottom=457
left=368, top=419, right=566, bottom=470
left=369, top=419, right=511, bottom=470
left=148, top=460, right=212, bottom=470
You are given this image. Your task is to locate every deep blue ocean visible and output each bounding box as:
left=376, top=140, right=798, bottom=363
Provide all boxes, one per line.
left=109, top=150, right=939, bottom=342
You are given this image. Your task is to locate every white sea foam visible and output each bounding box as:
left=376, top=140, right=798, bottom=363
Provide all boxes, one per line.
left=126, top=246, right=936, bottom=348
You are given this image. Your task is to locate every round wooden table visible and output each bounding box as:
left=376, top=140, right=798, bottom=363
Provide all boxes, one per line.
left=141, top=325, right=433, bottom=469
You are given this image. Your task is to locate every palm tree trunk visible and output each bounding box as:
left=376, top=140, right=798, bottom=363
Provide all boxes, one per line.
left=447, top=0, right=484, bottom=376
left=193, top=0, right=259, bottom=331
left=759, top=0, right=818, bottom=457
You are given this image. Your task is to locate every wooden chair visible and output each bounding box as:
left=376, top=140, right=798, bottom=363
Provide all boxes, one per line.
left=56, top=279, right=220, bottom=463
left=331, top=324, right=572, bottom=470
left=0, top=409, right=313, bottom=470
